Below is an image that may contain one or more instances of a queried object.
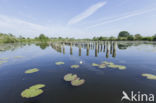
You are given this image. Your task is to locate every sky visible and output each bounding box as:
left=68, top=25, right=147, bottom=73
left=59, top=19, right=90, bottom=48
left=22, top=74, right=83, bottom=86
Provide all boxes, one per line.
left=0, top=0, right=156, bottom=38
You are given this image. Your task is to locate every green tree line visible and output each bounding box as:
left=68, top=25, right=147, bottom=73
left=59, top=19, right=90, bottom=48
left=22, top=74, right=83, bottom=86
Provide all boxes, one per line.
left=0, top=31, right=156, bottom=43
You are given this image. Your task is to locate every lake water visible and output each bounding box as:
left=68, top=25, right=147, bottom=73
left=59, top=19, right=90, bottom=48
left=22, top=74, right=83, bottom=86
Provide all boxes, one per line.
left=0, top=41, right=156, bottom=103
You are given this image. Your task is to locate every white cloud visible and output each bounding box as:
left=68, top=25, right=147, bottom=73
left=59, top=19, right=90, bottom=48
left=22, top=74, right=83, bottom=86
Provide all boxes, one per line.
left=88, top=8, right=156, bottom=28
left=67, top=1, right=106, bottom=25
left=0, top=14, right=88, bottom=38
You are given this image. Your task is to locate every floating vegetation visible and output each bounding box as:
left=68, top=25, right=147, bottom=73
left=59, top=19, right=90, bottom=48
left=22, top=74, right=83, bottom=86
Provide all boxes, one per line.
left=64, top=73, right=77, bottom=81
left=25, top=68, right=39, bottom=74
left=142, top=73, right=156, bottom=80
left=14, top=56, right=24, bottom=58
left=0, top=61, right=8, bottom=64
left=92, top=61, right=126, bottom=70
left=92, top=63, right=99, bottom=66
left=0, top=58, right=8, bottom=60
left=98, top=64, right=106, bottom=68
left=71, top=65, right=80, bottom=69
left=71, top=78, right=85, bottom=86
left=64, top=73, right=85, bottom=86
left=21, top=84, right=45, bottom=98
left=80, top=61, right=83, bottom=64
left=55, top=62, right=64, bottom=65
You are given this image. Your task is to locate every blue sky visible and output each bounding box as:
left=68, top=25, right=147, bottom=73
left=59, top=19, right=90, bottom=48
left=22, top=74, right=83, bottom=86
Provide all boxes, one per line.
left=0, top=0, right=156, bottom=38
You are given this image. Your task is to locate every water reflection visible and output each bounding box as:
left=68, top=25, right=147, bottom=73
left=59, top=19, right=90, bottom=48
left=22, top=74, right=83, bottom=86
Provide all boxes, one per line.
left=50, top=41, right=118, bottom=58
left=1, top=41, right=156, bottom=58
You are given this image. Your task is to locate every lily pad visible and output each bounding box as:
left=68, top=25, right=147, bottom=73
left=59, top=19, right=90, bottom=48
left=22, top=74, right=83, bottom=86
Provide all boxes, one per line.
left=142, top=73, right=156, bottom=80
left=71, top=78, right=85, bottom=86
left=56, top=62, right=64, bottom=65
left=25, top=68, right=39, bottom=74
left=98, top=64, right=106, bottom=68
left=14, top=56, right=24, bottom=58
left=0, top=58, right=8, bottom=60
left=30, top=84, right=45, bottom=89
left=64, top=73, right=77, bottom=81
left=21, top=84, right=45, bottom=98
left=0, top=61, right=8, bottom=64
left=92, top=63, right=99, bottom=66
left=71, top=65, right=80, bottom=69
left=108, top=64, right=126, bottom=70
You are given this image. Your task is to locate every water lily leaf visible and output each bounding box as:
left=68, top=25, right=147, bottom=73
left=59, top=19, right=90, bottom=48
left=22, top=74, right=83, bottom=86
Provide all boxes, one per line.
left=71, top=78, right=85, bottom=86
left=142, top=74, right=156, bottom=80
left=117, top=65, right=126, bottom=70
left=64, top=73, right=77, bottom=81
left=92, top=63, right=99, bottom=66
left=98, top=64, right=106, bottom=68
left=0, top=61, right=8, bottom=64
left=30, top=84, right=45, bottom=89
left=14, top=56, right=24, bottom=58
left=25, top=68, right=39, bottom=74
left=108, top=64, right=126, bottom=70
left=56, top=62, right=64, bottom=65
left=71, top=65, right=79, bottom=69
left=21, top=84, right=45, bottom=98
left=102, top=61, right=114, bottom=65
left=0, top=58, right=8, bottom=60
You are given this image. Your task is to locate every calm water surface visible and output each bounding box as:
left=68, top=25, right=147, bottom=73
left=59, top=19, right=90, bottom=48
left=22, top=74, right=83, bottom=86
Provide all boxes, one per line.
left=0, top=42, right=156, bottom=103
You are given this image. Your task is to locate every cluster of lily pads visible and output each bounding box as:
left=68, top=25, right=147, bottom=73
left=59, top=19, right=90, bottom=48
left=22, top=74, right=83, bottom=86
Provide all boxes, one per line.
left=92, top=61, right=126, bottom=70
left=21, top=67, right=47, bottom=98
left=142, top=73, right=156, bottom=80
left=64, top=73, right=85, bottom=86
left=21, top=84, right=45, bottom=98
left=55, top=61, right=85, bottom=86
left=0, top=56, right=24, bottom=66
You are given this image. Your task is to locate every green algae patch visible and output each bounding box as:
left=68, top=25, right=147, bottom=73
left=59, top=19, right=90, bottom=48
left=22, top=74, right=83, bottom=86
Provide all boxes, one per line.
left=71, top=65, right=80, bottom=69
left=92, top=63, right=99, bottom=66
left=25, top=68, right=39, bottom=74
left=142, top=74, right=156, bottom=80
left=56, top=62, right=64, bottom=65
left=21, top=84, right=45, bottom=98
left=71, top=78, right=85, bottom=86
left=64, top=73, right=77, bottom=81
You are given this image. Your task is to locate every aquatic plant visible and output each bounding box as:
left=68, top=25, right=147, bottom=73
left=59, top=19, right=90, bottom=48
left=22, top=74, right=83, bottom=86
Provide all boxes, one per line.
left=93, top=61, right=126, bottom=70
left=92, top=63, right=99, bottom=66
left=55, top=62, right=64, bottom=65
left=14, top=56, right=24, bottom=58
left=80, top=61, right=83, bottom=64
left=71, top=65, right=80, bottom=69
left=0, top=61, right=8, bottom=64
left=25, top=68, right=39, bottom=74
left=0, top=58, right=8, bottom=60
left=98, top=64, right=106, bottom=68
left=71, top=78, right=85, bottom=86
left=64, top=73, right=77, bottom=81
left=21, top=84, right=45, bottom=98
left=142, top=73, right=156, bottom=80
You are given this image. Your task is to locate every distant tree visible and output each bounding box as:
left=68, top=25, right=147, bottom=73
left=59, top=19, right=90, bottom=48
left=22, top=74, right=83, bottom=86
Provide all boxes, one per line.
left=153, top=34, right=156, bottom=41
left=134, top=34, right=142, bottom=40
left=127, top=35, right=134, bottom=40
left=109, top=36, right=116, bottom=41
left=118, top=31, right=130, bottom=38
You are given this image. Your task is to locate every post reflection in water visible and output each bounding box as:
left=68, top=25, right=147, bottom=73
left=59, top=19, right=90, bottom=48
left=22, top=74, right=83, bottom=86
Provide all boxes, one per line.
left=70, top=43, right=73, bottom=55
left=50, top=41, right=117, bottom=58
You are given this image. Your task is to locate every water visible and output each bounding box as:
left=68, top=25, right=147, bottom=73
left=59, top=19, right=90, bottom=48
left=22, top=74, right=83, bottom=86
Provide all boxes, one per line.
left=0, top=41, right=156, bottom=103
